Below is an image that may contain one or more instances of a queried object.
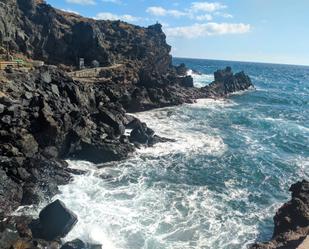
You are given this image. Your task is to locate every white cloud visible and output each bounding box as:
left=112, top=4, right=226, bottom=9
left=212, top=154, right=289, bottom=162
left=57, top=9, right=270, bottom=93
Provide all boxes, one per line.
left=101, top=0, right=122, bottom=4
left=61, top=9, right=80, bottom=15
left=146, top=2, right=232, bottom=21
left=66, top=0, right=96, bottom=5
left=146, top=6, right=187, bottom=18
left=165, top=22, right=251, bottom=38
left=191, top=2, right=227, bottom=12
left=95, top=12, right=141, bottom=22
left=146, top=6, right=167, bottom=16
left=196, top=14, right=213, bottom=21
left=168, top=10, right=187, bottom=17
left=215, top=12, right=233, bottom=18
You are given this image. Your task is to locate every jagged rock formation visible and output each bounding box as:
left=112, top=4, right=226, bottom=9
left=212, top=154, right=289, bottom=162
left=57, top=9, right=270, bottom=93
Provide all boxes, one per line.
left=251, top=180, right=309, bottom=249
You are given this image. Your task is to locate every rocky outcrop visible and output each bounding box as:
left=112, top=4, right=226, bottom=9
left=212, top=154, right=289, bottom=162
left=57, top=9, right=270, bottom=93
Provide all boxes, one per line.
left=250, top=180, right=309, bottom=249
left=202, top=66, right=253, bottom=97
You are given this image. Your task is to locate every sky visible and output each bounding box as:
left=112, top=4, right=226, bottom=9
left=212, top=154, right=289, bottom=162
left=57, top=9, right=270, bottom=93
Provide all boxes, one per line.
left=46, top=0, right=309, bottom=66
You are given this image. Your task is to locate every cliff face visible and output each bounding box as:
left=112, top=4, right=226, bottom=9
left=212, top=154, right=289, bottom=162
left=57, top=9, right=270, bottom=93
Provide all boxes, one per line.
left=0, top=0, right=171, bottom=71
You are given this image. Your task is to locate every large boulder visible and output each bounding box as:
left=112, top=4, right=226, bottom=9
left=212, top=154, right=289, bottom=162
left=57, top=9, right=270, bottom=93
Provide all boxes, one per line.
left=31, top=199, right=78, bottom=241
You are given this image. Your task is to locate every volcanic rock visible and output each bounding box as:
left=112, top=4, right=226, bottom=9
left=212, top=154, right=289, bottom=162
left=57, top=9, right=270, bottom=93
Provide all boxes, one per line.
left=31, top=199, right=77, bottom=241
left=250, top=180, right=309, bottom=249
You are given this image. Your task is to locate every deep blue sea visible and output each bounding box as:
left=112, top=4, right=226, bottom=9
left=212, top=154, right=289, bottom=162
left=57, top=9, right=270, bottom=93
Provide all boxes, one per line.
left=54, top=58, right=309, bottom=249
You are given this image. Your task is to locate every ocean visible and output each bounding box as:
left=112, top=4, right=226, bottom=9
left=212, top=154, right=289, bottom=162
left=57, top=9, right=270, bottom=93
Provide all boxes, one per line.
left=55, top=58, right=309, bottom=249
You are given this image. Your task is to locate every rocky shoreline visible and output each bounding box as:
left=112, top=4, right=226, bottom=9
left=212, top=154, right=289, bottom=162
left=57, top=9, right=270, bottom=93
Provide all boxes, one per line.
left=0, top=0, right=307, bottom=248
left=250, top=180, right=309, bottom=249
left=0, top=64, right=254, bottom=249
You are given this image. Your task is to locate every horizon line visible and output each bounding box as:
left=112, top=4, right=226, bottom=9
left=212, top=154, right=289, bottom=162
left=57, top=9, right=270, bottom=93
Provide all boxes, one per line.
left=173, top=56, right=309, bottom=68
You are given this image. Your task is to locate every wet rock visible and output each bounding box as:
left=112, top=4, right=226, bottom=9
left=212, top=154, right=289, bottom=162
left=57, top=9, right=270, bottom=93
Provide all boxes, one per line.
left=31, top=200, right=78, bottom=241
left=72, top=140, right=134, bottom=164
left=61, top=239, right=102, bottom=249
left=130, top=122, right=154, bottom=144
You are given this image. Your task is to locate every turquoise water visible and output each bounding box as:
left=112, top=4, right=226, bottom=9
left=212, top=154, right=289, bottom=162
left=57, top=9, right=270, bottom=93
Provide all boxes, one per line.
left=55, top=59, right=309, bottom=249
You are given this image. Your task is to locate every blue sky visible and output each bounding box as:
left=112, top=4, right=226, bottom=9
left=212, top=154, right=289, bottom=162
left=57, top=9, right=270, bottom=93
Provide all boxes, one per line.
left=46, top=0, right=309, bottom=66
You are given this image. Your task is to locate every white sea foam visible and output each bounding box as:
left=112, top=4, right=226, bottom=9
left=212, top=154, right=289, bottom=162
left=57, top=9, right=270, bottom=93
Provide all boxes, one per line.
left=56, top=169, right=269, bottom=249
left=132, top=106, right=227, bottom=157
left=51, top=103, right=281, bottom=249
left=192, top=98, right=237, bottom=109
left=263, top=117, right=309, bottom=133
left=187, top=69, right=214, bottom=88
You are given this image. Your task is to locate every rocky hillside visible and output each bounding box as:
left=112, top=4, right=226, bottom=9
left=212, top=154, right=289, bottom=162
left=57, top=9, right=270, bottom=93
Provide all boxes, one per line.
left=0, top=0, right=171, bottom=72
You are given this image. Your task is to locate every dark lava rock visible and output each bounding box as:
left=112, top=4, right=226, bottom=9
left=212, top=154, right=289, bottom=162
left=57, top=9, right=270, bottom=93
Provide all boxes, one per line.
left=61, top=239, right=102, bottom=249
left=31, top=199, right=77, bottom=241
left=130, top=122, right=154, bottom=144
left=129, top=120, right=175, bottom=146
left=61, top=239, right=85, bottom=249
left=250, top=180, right=309, bottom=249
left=204, top=66, right=253, bottom=97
